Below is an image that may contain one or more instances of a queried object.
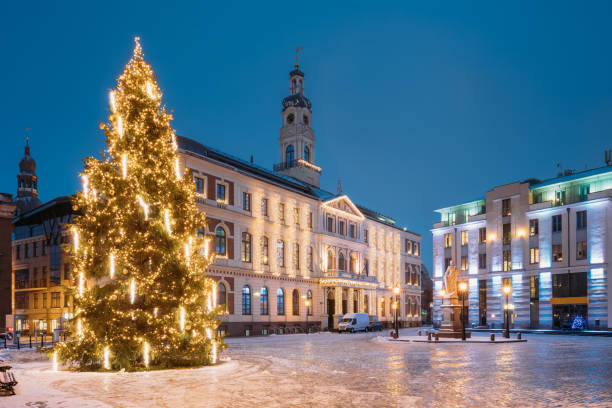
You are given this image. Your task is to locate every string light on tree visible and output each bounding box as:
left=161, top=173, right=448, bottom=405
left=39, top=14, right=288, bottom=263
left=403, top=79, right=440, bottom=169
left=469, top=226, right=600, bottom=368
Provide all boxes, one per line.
left=51, top=36, right=223, bottom=371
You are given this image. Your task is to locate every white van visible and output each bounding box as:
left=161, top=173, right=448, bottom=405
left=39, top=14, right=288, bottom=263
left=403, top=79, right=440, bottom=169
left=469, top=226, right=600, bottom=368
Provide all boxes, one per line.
left=338, top=313, right=370, bottom=333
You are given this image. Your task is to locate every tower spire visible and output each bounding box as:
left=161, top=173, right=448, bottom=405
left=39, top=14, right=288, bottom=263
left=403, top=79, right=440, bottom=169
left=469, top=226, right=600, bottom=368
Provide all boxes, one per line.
left=25, top=127, right=30, bottom=155
left=295, top=46, right=303, bottom=69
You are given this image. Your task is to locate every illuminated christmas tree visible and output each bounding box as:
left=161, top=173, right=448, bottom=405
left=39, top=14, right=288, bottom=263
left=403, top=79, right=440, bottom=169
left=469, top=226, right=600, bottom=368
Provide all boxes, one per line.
left=54, top=37, right=223, bottom=370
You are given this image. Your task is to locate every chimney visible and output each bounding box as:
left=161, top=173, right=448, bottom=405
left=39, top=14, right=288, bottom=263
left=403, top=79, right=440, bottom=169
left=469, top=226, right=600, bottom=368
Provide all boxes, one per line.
left=605, top=150, right=611, bottom=166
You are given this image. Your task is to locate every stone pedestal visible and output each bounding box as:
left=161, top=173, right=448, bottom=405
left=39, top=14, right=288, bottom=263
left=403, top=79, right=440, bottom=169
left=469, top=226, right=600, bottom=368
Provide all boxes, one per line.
left=438, top=295, right=471, bottom=339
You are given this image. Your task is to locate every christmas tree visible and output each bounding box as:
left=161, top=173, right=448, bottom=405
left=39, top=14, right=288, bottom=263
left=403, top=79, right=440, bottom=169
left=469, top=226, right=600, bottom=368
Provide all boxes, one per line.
left=53, top=37, right=223, bottom=370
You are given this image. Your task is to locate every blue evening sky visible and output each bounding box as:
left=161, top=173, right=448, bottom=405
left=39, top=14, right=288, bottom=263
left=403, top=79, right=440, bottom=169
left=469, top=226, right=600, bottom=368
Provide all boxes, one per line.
left=1, top=1, right=611, bottom=272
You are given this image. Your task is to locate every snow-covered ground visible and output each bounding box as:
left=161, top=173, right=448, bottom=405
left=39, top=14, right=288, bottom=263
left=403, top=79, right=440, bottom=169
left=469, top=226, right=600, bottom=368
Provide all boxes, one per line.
left=1, top=329, right=611, bottom=407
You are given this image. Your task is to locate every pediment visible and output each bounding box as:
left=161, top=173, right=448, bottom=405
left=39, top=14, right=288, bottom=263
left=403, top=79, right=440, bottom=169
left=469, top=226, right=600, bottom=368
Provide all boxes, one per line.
left=322, top=195, right=364, bottom=220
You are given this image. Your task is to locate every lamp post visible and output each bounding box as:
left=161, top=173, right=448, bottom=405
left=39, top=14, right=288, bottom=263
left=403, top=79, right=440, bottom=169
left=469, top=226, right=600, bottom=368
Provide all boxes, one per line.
left=393, top=286, right=400, bottom=338
left=458, top=281, right=468, bottom=341
left=305, top=299, right=310, bottom=334
left=502, top=284, right=512, bottom=338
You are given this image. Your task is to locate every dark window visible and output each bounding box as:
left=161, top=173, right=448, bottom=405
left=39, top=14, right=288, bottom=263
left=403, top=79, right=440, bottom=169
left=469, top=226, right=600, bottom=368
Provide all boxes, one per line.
left=33, top=242, right=38, bottom=257
left=194, top=176, right=204, bottom=194
left=292, top=289, right=300, bottom=315
left=308, top=212, right=313, bottom=229
left=286, top=145, right=295, bottom=163
left=552, top=272, right=587, bottom=298
left=216, top=183, right=226, bottom=202
left=306, top=246, right=313, bottom=271
left=261, top=236, right=269, bottom=265
left=349, top=224, right=356, bottom=238
left=242, top=285, right=251, bottom=315
left=215, top=227, right=227, bottom=256
left=327, top=217, right=334, bottom=232
left=64, top=263, right=70, bottom=280
left=529, top=219, right=539, bottom=236
left=15, top=269, right=29, bottom=289
left=51, top=292, right=60, bottom=308
left=404, top=263, right=411, bottom=285
left=552, top=215, right=563, bottom=232
left=576, top=241, right=587, bottom=260
left=444, top=257, right=451, bottom=271
left=339, top=221, right=345, bottom=235
left=478, top=280, right=487, bottom=325
left=42, top=240, right=48, bottom=255
left=338, top=252, right=346, bottom=271
left=502, top=198, right=511, bottom=217
left=478, top=253, right=486, bottom=269
left=277, top=240, right=285, bottom=267
left=261, top=198, right=268, bottom=216
left=578, top=185, right=590, bottom=201
left=479, top=228, right=486, bottom=243
left=461, top=256, right=468, bottom=271
left=243, top=192, right=251, bottom=211
left=279, top=203, right=285, bottom=222
left=364, top=229, right=369, bottom=243
left=552, top=244, right=563, bottom=262
left=576, top=211, right=587, bottom=230
left=503, top=249, right=511, bottom=271
left=502, top=223, right=511, bottom=244
left=24, top=243, right=30, bottom=258
left=218, top=282, right=227, bottom=312
left=15, top=245, right=21, bottom=260
left=304, top=146, right=310, bottom=162
left=277, top=288, right=285, bottom=315
left=307, top=290, right=313, bottom=315
left=241, top=232, right=252, bottom=263
left=64, top=294, right=70, bottom=307
left=260, top=287, right=269, bottom=315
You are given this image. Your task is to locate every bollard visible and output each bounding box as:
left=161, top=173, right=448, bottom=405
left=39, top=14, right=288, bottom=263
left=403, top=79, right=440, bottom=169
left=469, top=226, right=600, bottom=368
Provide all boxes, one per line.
left=17, top=335, right=20, bottom=350
left=29, top=335, right=32, bottom=349
left=427, top=332, right=432, bottom=341
left=435, top=333, right=439, bottom=341
left=418, top=330, right=422, bottom=336
left=3, top=336, right=6, bottom=349
left=490, top=333, right=495, bottom=342
left=517, top=332, right=522, bottom=340
left=40, top=333, right=44, bottom=348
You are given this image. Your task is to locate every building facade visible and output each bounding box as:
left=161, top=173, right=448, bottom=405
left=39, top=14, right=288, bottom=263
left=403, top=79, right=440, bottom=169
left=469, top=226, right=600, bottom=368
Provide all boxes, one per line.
left=432, top=162, right=612, bottom=330
left=179, top=62, right=422, bottom=336
left=11, top=196, right=75, bottom=333
left=0, top=193, right=16, bottom=330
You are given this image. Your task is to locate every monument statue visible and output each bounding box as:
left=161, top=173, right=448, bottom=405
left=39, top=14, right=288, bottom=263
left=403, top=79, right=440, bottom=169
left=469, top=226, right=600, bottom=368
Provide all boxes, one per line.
left=442, top=261, right=458, bottom=296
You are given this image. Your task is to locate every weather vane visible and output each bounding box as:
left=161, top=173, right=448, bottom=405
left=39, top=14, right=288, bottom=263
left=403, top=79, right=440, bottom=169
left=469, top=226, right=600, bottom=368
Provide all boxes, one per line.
left=295, top=46, right=304, bottom=67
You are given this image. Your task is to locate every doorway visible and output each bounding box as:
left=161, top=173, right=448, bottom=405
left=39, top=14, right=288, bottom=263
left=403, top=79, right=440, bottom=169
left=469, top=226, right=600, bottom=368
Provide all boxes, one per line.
left=327, top=291, right=335, bottom=329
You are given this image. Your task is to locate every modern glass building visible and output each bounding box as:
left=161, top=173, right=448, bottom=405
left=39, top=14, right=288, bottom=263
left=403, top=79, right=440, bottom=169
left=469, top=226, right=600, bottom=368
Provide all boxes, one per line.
left=432, top=162, right=611, bottom=330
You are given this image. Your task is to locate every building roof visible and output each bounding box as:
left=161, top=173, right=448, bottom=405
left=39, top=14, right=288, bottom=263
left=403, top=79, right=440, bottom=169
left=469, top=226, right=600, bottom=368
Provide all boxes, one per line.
left=178, top=135, right=419, bottom=236
left=12, top=195, right=75, bottom=226
left=530, top=165, right=612, bottom=189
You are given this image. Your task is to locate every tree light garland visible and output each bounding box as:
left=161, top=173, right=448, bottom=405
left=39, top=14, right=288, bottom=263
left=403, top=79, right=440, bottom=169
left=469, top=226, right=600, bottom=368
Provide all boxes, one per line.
left=103, top=346, right=110, bottom=369
left=164, top=209, right=172, bottom=234
left=179, top=306, right=185, bottom=332
left=143, top=342, right=150, bottom=367
left=78, top=272, right=84, bottom=297
left=211, top=343, right=217, bottom=364
left=81, top=175, right=89, bottom=199
left=109, top=252, right=115, bottom=279
left=117, top=116, right=124, bottom=138
left=109, top=90, right=117, bottom=113
left=77, top=318, right=83, bottom=337
left=122, top=153, right=127, bottom=179
left=72, top=228, right=79, bottom=253
left=146, top=81, right=155, bottom=98
left=130, top=279, right=136, bottom=304
left=175, top=157, right=181, bottom=180
left=137, top=195, right=149, bottom=219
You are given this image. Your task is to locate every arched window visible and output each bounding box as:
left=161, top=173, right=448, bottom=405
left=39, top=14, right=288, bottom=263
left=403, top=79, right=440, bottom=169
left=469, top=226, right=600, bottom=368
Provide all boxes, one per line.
left=338, top=252, right=346, bottom=271
left=327, top=250, right=334, bottom=270
left=292, top=289, right=300, bottom=316
left=241, top=232, right=252, bottom=263
left=303, top=115, right=309, bottom=126
left=381, top=297, right=386, bottom=317
left=286, top=145, right=295, bottom=163
left=304, top=146, right=310, bottom=162
left=260, top=287, right=269, bottom=315
left=261, top=236, right=269, bottom=265
left=364, top=294, right=369, bottom=314
left=277, top=288, right=285, bottom=315
left=242, top=285, right=251, bottom=315
left=286, top=113, right=295, bottom=125
left=218, top=282, right=227, bottom=313
left=307, top=290, right=313, bottom=316
left=215, top=226, right=226, bottom=256
left=277, top=240, right=285, bottom=267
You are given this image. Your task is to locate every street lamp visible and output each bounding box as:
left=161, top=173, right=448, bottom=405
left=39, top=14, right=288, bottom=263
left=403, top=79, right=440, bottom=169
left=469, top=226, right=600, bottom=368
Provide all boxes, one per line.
left=458, top=281, right=468, bottom=341
left=502, top=284, right=512, bottom=338
left=393, top=286, right=400, bottom=338
left=305, top=299, right=311, bottom=334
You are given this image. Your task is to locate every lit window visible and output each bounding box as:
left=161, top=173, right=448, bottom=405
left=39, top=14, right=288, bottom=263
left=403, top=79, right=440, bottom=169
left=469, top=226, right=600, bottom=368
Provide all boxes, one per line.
left=215, top=226, right=226, bottom=256
left=241, top=286, right=251, bottom=315
left=552, top=244, right=563, bottom=262
left=277, top=240, right=285, bottom=267
left=194, top=176, right=204, bottom=195
left=241, top=232, right=252, bottom=263
left=242, top=192, right=251, bottom=211
left=461, top=230, right=468, bottom=246
left=216, top=183, right=226, bottom=202
left=277, top=288, right=285, bottom=315
left=530, top=247, right=540, bottom=264
left=444, top=233, right=452, bottom=248
left=576, top=241, right=587, bottom=260
left=529, top=219, right=539, bottom=236
left=285, top=145, right=295, bottom=163
left=261, top=236, right=269, bottom=265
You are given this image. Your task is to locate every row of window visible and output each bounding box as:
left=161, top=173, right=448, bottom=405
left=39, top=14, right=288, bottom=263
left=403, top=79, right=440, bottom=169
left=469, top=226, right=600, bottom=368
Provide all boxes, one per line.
left=285, top=144, right=311, bottom=163
left=404, top=263, right=421, bottom=285
left=240, top=286, right=312, bottom=316
left=15, top=240, right=49, bottom=260
left=404, top=239, right=421, bottom=256
left=14, top=264, right=70, bottom=289
left=14, top=291, right=69, bottom=309
left=445, top=210, right=589, bottom=249
left=326, top=214, right=358, bottom=238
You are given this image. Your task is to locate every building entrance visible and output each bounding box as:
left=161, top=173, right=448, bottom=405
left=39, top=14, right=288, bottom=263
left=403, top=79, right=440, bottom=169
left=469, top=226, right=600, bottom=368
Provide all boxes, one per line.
left=327, top=291, right=335, bottom=329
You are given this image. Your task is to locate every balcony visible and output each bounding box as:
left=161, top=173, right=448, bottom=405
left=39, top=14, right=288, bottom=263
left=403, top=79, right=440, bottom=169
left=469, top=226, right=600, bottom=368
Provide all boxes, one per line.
left=322, top=269, right=377, bottom=284
left=273, top=159, right=322, bottom=174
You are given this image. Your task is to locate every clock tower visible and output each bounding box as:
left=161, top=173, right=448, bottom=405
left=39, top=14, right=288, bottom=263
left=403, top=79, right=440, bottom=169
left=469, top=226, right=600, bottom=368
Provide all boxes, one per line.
left=274, top=58, right=321, bottom=187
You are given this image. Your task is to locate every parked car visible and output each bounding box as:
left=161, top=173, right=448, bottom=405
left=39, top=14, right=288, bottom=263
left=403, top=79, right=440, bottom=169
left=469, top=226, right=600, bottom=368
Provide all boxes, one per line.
left=368, top=316, right=384, bottom=332
left=338, top=313, right=370, bottom=333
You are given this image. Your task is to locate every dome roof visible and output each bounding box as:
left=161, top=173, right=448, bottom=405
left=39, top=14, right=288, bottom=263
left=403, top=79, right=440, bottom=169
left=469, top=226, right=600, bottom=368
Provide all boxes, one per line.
left=282, top=93, right=312, bottom=111
left=19, top=145, right=36, bottom=174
